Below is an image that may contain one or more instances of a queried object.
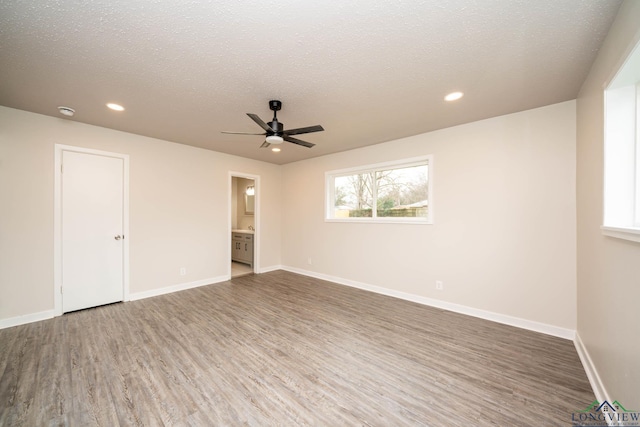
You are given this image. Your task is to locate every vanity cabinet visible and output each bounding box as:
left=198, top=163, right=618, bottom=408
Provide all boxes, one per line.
left=232, top=232, right=253, bottom=267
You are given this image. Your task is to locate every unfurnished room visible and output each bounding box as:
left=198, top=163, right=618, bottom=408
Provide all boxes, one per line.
left=1, top=1, right=639, bottom=425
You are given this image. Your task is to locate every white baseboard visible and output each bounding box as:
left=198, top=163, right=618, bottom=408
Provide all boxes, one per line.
left=0, top=309, right=55, bottom=330
left=0, top=267, right=577, bottom=344
left=258, top=264, right=283, bottom=274
left=281, top=266, right=576, bottom=340
left=129, top=275, right=229, bottom=301
left=574, top=332, right=609, bottom=403
left=1, top=276, right=231, bottom=329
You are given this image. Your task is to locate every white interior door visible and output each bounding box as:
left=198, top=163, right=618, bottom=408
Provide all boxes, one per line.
left=62, top=150, right=124, bottom=312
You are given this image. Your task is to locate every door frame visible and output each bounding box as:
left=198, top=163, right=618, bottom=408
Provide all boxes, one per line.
left=229, top=171, right=260, bottom=275
left=54, top=144, right=130, bottom=316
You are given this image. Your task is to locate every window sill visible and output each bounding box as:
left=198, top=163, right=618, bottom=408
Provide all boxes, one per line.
left=325, top=218, right=433, bottom=225
left=601, top=225, right=640, bottom=243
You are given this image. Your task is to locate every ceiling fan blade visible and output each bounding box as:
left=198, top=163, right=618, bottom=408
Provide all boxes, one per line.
left=260, top=141, right=271, bottom=148
left=283, top=125, right=324, bottom=136
left=221, top=131, right=266, bottom=135
left=284, top=135, right=315, bottom=148
left=247, top=113, right=273, bottom=132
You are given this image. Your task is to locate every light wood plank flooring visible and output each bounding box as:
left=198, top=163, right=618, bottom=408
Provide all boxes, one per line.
left=0, top=270, right=593, bottom=426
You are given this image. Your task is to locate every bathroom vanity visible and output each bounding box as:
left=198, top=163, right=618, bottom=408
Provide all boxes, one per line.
left=231, top=231, right=253, bottom=267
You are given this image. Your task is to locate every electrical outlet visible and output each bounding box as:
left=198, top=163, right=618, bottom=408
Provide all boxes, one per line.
left=435, top=280, right=444, bottom=291
left=180, top=267, right=186, bottom=276
left=307, top=257, right=313, bottom=265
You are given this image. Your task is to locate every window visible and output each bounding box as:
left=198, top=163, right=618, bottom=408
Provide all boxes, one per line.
left=602, top=38, right=640, bottom=242
left=325, top=156, right=432, bottom=223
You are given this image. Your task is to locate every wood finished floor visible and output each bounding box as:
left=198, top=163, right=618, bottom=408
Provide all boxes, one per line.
left=0, top=270, right=593, bottom=426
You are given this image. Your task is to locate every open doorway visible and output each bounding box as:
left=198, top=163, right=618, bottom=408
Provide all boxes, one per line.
left=230, top=173, right=258, bottom=278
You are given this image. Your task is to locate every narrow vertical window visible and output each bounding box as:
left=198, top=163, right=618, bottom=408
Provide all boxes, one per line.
left=602, top=39, right=640, bottom=242
left=635, top=83, right=640, bottom=228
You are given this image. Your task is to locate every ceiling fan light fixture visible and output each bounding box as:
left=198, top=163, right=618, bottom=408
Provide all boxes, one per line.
left=265, top=135, right=283, bottom=145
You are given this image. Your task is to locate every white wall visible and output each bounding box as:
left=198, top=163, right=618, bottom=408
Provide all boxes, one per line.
left=576, top=0, right=640, bottom=408
left=0, top=106, right=282, bottom=323
left=282, top=101, right=577, bottom=331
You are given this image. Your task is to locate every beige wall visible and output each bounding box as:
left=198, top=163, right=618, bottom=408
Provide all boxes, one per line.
left=2, top=101, right=577, bottom=332
left=235, top=177, right=255, bottom=230
left=576, top=0, right=640, bottom=407
left=231, top=177, right=238, bottom=229
left=282, top=101, right=577, bottom=330
left=0, top=106, right=282, bottom=321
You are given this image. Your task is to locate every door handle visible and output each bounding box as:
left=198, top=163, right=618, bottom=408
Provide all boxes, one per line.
left=114, top=235, right=122, bottom=240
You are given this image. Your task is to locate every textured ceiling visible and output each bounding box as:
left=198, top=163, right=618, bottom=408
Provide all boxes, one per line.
left=0, top=0, right=622, bottom=164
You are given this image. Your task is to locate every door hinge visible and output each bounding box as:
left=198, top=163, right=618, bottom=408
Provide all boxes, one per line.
left=60, top=286, right=63, bottom=294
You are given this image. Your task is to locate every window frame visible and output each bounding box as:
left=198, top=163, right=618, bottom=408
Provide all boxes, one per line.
left=325, top=155, right=433, bottom=224
left=602, top=38, right=640, bottom=243
left=635, top=83, right=640, bottom=228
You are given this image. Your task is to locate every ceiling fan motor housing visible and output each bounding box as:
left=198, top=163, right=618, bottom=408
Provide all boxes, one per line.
left=269, top=100, right=282, bottom=111
left=267, top=120, right=284, bottom=135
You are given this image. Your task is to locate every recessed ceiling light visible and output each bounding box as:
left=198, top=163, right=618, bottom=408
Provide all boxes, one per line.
left=106, top=103, right=125, bottom=111
left=272, top=147, right=281, bottom=152
left=57, top=106, right=75, bottom=117
left=444, top=91, right=464, bottom=102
